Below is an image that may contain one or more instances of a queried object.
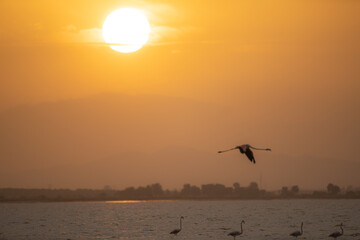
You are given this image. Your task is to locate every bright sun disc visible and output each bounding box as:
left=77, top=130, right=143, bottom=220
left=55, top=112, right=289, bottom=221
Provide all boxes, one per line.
left=102, top=8, right=150, bottom=53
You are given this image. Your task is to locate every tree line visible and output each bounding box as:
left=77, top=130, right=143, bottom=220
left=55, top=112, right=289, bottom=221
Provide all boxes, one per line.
left=0, top=182, right=359, bottom=202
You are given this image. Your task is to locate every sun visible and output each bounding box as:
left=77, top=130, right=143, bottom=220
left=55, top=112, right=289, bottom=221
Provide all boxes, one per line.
left=102, top=8, right=151, bottom=53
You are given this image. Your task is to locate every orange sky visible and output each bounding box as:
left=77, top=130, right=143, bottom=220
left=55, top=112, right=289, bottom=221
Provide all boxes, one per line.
left=0, top=0, right=359, bottom=190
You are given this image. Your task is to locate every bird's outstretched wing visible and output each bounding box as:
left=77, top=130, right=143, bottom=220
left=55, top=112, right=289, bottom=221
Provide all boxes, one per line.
left=245, top=148, right=255, bottom=164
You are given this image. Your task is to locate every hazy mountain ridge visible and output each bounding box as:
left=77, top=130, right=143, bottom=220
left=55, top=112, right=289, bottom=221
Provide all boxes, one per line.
left=0, top=93, right=231, bottom=186
left=1, top=93, right=359, bottom=190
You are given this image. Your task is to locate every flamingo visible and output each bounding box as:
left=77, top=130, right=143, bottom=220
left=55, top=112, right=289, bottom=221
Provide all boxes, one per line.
left=218, top=144, right=271, bottom=164
left=228, top=220, right=245, bottom=239
left=329, top=223, right=344, bottom=239
left=170, top=216, right=184, bottom=235
left=290, top=222, right=303, bottom=238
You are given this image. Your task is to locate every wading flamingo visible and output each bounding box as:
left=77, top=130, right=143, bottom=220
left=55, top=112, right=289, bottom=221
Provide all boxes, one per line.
left=329, top=223, right=344, bottom=239
left=228, top=220, right=245, bottom=239
left=290, top=222, right=303, bottom=238
left=170, top=216, right=184, bottom=236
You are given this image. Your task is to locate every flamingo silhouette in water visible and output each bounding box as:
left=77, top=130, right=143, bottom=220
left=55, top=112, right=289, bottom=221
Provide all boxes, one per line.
left=329, top=223, right=344, bottom=239
left=170, top=216, right=184, bottom=236
left=228, top=220, right=245, bottom=239
left=290, top=222, right=303, bottom=238
left=218, top=144, right=271, bottom=164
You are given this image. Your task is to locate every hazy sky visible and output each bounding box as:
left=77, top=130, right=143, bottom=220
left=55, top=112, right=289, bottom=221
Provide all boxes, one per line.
left=0, top=0, right=359, bottom=190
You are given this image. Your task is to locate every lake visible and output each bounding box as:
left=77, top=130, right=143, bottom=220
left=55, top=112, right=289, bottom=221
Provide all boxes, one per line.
left=0, top=199, right=359, bottom=239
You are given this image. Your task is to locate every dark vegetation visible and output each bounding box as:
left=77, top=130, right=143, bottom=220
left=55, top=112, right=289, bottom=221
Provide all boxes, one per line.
left=0, top=183, right=359, bottom=202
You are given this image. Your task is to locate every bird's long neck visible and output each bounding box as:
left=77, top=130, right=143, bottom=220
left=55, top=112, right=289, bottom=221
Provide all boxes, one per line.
left=240, top=221, right=243, bottom=233
left=300, top=222, right=303, bottom=234
left=179, top=218, right=182, bottom=230
left=340, top=226, right=343, bottom=235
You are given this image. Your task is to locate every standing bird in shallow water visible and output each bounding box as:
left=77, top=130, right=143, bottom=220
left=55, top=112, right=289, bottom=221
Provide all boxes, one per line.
left=290, top=222, right=303, bottom=238
left=329, top=223, right=344, bottom=239
left=218, top=144, right=271, bottom=164
left=170, top=216, right=184, bottom=236
left=228, top=220, right=245, bottom=239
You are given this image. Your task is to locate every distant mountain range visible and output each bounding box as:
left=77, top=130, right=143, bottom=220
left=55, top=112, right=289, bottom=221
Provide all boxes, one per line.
left=0, top=93, right=232, bottom=188
left=1, top=93, right=359, bottom=190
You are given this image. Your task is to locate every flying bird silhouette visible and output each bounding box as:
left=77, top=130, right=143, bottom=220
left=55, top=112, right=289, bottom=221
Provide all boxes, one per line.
left=329, top=223, right=344, bottom=239
left=218, top=144, right=271, bottom=164
left=170, top=216, right=184, bottom=236
left=227, top=220, right=245, bottom=240
left=290, top=222, right=303, bottom=238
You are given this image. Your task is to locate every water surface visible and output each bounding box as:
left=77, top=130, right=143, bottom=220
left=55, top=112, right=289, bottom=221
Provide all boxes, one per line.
left=0, top=199, right=359, bottom=239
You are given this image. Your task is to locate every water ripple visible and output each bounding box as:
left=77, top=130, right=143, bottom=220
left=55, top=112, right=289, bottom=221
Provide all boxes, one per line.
left=0, top=200, right=359, bottom=239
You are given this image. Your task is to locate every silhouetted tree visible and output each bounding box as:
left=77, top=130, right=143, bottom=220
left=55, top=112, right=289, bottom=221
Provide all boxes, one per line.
left=150, top=183, right=164, bottom=197
left=181, top=184, right=201, bottom=197
left=345, top=191, right=356, bottom=198
left=245, top=182, right=260, bottom=198
left=124, top=187, right=135, bottom=193
left=201, top=184, right=231, bottom=197
left=291, top=185, right=299, bottom=194
left=136, top=186, right=150, bottom=198
left=327, top=183, right=340, bottom=195
left=233, top=182, right=240, bottom=190
left=281, top=186, right=289, bottom=196
left=312, top=190, right=327, bottom=198
left=248, top=182, right=259, bottom=191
